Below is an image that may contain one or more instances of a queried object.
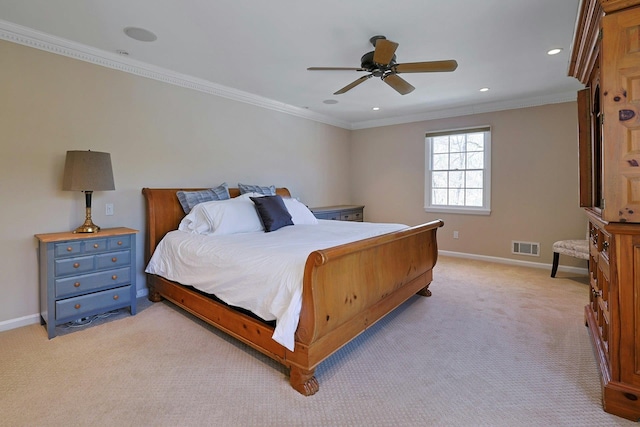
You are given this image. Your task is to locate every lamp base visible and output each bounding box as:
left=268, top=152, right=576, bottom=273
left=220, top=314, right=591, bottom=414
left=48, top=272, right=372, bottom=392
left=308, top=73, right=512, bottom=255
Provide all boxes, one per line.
left=73, top=220, right=101, bottom=234
left=73, top=201, right=100, bottom=233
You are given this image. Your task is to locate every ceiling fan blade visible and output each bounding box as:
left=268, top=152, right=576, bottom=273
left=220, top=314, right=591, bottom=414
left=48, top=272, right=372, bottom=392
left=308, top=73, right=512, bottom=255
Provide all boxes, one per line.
left=382, top=74, right=415, bottom=95
left=307, top=67, right=367, bottom=71
left=373, top=39, right=399, bottom=66
left=394, top=60, right=458, bottom=73
left=334, top=74, right=373, bottom=95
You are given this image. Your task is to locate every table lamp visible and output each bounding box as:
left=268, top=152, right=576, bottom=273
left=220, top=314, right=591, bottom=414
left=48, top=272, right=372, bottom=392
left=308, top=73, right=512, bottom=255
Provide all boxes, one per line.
left=62, top=150, right=115, bottom=233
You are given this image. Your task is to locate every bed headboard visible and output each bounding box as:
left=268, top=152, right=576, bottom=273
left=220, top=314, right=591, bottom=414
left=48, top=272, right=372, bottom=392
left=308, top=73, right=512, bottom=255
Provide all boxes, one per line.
left=141, top=187, right=291, bottom=263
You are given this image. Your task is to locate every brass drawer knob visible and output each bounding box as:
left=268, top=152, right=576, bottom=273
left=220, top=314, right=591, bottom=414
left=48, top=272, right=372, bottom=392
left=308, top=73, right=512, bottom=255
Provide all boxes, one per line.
left=111, top=257, right=117, bottom=263
left=94, top=243, right=99, bottom=248
left=112, top=275, right=118, bottom=280
left=67, top=247, right=73, bottom=252
left=74, top=304, right=81, bottom=309
left=73, top=263, right=80, bottom=268
left=74, top=282, right=81, bottom=288
left=117, top=241, right=123, bottom=246
left=113, top=295, right=119, bottom=300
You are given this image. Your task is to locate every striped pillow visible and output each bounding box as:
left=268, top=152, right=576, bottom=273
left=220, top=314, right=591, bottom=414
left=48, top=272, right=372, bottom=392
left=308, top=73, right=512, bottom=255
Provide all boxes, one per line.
left=177, top=183, right=230, bottom=214
left=238, top=182, right=276, bottom=196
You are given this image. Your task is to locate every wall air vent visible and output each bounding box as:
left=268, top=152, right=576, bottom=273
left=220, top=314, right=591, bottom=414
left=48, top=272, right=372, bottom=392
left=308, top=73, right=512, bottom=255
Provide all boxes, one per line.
left=512, top=241, right=540, bottom=257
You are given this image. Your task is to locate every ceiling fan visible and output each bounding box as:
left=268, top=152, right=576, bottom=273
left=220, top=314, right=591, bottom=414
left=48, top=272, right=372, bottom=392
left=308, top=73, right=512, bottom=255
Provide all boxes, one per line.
left=308, top=35, right=458, bottom=95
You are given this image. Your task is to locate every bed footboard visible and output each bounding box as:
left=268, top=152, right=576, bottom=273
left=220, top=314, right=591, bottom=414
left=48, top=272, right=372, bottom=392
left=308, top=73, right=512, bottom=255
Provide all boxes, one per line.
left=286, top=219, right=444, bottom=393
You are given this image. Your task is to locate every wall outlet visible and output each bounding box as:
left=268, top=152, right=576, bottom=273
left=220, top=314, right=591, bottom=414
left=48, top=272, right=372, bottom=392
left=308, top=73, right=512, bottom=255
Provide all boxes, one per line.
left=105, top=203, right=114, bottom=216
left=453, top=230, right=459, bottom=239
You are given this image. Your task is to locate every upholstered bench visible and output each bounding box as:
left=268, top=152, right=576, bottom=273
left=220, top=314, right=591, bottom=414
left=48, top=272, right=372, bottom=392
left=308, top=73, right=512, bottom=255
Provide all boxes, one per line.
left=551, top=239, right=589, bottom=277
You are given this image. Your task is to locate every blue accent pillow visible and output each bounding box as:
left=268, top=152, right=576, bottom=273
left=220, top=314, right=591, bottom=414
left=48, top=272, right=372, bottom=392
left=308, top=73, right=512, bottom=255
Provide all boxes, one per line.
left=238, top=182, right=276, bottom=196
left=250, top=195, right=293, bottom=232
left=176, top=183, right=230, bottom=214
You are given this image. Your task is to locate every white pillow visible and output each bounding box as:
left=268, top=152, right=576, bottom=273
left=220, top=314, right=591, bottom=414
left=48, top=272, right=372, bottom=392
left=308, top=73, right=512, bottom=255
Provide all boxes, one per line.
left=282, top=198, right=319, bottom=225
left=178, top=197, right=264, bottom=235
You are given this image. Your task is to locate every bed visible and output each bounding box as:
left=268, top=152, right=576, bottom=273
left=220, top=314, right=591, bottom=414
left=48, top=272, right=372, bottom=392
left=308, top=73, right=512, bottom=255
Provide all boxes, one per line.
left=142, top=186, right=444, bottom=395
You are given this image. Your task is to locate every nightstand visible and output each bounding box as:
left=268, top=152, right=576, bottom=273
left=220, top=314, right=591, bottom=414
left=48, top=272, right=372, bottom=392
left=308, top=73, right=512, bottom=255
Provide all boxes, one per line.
left=35, top=227, right=138, bottom=339
left=310, top=205, right=364, bottom=222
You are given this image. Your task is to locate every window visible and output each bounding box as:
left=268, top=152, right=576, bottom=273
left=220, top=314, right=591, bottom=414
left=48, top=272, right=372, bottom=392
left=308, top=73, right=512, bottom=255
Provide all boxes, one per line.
left=425, top=126, right=491, bottom=215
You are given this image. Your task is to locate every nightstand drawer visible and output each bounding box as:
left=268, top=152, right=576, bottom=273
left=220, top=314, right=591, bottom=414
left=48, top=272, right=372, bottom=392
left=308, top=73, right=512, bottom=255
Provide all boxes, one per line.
left=55, top=242, right=82, bottom=257
left=108, top=235, right=131, bottom=250
left=84, top=238, right=108, bottom=254
left=55, top=267, right=131, bottom=298
left=341, top=211, right=362, bottom=221
left=96, top=250, right=130, bottom=269
left=55, top=255, right=95, bottom=276
left=55, top=285, right=131, bottom=320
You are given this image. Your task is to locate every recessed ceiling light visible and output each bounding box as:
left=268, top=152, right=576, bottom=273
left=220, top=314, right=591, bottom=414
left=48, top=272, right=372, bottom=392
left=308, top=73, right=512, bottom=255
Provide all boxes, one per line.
left=323, top=99, right=338, bottom=105
left=479, top=87, right=490, bottom=92
left=124, top=27, right=157, bottom=42
left=372, top=107, right=380, bottom=111
left=547, top=48, right=563, bottom=55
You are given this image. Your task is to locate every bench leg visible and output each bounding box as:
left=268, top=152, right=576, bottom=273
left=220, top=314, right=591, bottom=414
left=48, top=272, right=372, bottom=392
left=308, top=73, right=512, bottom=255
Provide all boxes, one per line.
left=551, top=252, right=560, bottom=278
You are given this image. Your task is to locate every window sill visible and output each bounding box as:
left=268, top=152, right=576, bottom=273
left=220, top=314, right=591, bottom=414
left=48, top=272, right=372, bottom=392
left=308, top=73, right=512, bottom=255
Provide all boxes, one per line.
left=424, top=206, right=491, bottom=216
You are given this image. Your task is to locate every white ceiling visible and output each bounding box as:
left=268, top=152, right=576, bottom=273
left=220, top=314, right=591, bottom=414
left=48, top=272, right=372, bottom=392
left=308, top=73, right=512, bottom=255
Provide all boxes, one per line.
left=0, top=0, right=584, bottom=129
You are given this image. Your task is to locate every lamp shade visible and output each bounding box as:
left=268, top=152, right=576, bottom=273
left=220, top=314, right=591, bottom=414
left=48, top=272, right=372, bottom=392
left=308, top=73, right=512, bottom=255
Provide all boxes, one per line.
left=62, top=150, right=115, bottom=191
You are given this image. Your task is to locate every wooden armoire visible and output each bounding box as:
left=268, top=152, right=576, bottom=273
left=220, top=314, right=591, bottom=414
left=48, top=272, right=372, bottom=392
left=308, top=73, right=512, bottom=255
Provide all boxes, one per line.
left=570, top=0, right=640, bottom=420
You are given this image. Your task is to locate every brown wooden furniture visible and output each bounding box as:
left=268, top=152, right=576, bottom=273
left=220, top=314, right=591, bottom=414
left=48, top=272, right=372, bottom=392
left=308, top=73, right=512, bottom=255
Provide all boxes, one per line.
left=142, top=187, right=443, bottom=395
left=570, top=0, right=640, bottom=420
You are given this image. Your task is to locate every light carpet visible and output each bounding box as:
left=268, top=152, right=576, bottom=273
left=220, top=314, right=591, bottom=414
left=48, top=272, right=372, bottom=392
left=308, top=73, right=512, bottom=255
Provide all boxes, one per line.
left=0, top=256, right=635, bottom=426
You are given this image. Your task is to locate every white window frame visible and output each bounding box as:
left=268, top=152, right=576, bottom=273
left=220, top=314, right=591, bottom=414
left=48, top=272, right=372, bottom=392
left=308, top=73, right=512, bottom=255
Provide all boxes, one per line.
left=424, top=126, right=491, bottom=215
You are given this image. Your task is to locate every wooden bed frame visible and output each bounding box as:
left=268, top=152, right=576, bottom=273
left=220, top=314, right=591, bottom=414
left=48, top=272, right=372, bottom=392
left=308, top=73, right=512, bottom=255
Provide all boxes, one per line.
left=142, top=187, right=444, bottom=395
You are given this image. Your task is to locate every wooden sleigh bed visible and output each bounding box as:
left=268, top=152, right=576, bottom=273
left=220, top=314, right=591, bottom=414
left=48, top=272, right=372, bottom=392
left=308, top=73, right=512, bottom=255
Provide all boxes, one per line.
left=142, top=187, right=444, bottom=395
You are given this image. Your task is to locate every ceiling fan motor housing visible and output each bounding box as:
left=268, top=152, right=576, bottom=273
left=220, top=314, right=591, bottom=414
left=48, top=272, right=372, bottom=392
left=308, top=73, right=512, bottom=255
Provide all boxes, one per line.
left=361, top=51, right=396, bottom=72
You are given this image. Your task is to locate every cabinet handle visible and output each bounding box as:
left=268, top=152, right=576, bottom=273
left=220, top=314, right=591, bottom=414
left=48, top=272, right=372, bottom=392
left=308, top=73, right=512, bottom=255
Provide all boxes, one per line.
left=602, top=241, right=609, bottom=251
left=117, top=241, right=123, bottom=246
left=73, top=263, right=80, bottom=268
left=113, top=295, right=119, bottom=300
left=111, top=257, right=117, bottom=263
left=93, top=243, right=99, bottom=248
left=74, top=282, right=81, bottom=288
left=67, top=247, right=73, bottom=252
left=112, top=275, right=118, bottom=280
left=74, top=304, right=81, bottom=309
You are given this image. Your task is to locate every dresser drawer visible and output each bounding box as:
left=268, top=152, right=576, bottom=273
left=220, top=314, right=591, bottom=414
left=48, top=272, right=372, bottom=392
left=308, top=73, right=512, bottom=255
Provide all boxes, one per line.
left=55, top=267, right=131, bottom=298
left=84, top=238, right=108, bottom=254
left=55, top=285, right=131, bottom=320
left=55, top=255, right=95, bottom=276
left=96, top=250, right=130, bottom=269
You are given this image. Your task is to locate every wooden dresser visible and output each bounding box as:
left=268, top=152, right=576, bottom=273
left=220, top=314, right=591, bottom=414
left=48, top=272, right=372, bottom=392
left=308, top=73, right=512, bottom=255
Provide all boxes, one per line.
left=570, top=0, right=640, bottom=420
left=35, top=227, right=138, bottom=338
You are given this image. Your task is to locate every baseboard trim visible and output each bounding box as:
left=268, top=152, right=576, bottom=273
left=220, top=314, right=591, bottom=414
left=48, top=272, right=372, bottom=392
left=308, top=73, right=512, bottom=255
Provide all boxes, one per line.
left=0, top=313, right=41, bottom=333
left=439, top=250, right=589, bottom=275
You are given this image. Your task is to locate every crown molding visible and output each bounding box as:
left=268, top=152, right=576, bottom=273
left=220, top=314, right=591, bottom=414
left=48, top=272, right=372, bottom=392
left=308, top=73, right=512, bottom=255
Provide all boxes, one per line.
left=0, top=19, right=351, bottom=130
left=350, top=91, right=578, bottom=130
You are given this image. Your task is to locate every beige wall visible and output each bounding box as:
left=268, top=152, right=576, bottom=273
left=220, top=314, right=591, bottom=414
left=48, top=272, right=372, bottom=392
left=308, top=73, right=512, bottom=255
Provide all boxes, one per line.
left=349, top=102, right=586, bottom=266
left=351, top=102, right=586, bottom=267
left=0, top=40, right=351, bottom=323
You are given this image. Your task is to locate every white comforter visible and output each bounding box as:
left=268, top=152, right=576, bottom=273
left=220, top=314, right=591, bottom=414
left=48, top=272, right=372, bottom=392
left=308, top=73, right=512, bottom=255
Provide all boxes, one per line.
left=145, top=220, right=407, bottom=351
